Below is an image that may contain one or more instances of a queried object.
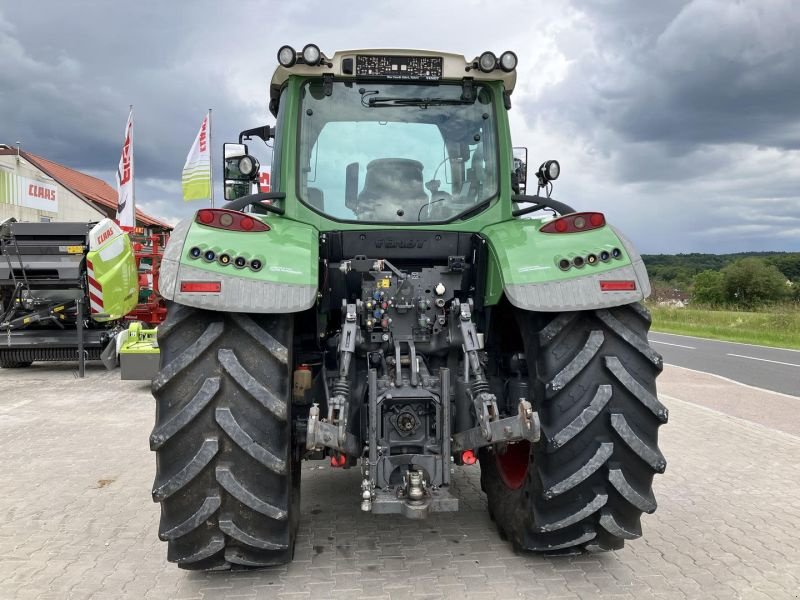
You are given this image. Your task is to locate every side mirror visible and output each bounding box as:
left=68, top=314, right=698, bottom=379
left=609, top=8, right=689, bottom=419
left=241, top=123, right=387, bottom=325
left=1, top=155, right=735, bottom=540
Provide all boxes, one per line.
left=223, top=142, right=260, bottom=201
left=345, top=162, right=359, bottom=210
left=224, top=181, right=252, bottom=201
left=512, top=146, right=528, bottom=195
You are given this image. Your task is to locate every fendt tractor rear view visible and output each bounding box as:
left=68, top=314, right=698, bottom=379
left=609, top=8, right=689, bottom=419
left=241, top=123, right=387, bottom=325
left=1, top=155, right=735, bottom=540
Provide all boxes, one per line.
left=151, top=46, right=667, bottom=570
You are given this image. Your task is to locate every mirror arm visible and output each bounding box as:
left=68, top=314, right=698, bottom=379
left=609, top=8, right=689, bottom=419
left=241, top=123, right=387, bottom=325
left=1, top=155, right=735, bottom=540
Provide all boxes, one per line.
left=238, top=126, right=274, bottom=144
left=511, top=194, right=575, bottom=217
left=224, top=192, right=286, bottom=214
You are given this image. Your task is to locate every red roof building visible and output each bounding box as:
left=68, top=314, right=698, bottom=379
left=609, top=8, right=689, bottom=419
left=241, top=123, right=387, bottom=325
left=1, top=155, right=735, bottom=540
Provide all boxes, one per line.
left=0, top=145, right=171, bottom=230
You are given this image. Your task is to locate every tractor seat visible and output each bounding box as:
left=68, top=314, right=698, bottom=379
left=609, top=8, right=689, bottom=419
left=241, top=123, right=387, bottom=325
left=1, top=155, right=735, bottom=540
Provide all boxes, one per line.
left=357, top=158, right=428, bottom=220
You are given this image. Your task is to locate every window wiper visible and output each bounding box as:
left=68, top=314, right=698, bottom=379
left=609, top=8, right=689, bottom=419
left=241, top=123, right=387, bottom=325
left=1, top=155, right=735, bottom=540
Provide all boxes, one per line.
left=366, top=97, right=473, bottom=108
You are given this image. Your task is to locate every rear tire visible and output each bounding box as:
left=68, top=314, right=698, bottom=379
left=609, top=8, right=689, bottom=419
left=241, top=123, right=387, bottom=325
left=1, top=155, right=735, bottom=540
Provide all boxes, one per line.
left=481, top=303, right=667, bottom=552
left=151, top=302, right=299, bottom=570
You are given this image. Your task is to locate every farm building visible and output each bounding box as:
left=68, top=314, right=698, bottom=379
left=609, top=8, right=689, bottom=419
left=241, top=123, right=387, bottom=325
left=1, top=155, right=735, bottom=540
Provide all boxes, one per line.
left=0, top=144, right=170, bottom=234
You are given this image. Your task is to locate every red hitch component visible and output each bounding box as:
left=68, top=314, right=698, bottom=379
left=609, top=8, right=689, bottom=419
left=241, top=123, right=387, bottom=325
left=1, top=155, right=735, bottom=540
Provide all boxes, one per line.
left=599, top=280, right=637, bottom=292
left=540, top=212, right=605, bottom=234
left=124, top=231, right=169, bottom=326
left=180, top=281, right=222, bottom=293
left=330, top=454, right=347, bottom=468
left=195, top=209, right=270, bottom=232
left=461, top=450, right=477, bottom=465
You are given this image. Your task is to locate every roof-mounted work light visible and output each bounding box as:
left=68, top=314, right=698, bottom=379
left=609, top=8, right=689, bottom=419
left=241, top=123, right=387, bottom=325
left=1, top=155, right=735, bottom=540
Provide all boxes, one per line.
left=302, top=44, right=322, bottom=66
left=499, top=51, right=518, bottom=72
left=478, top=51, right=497, bottom=72
left=277, top=45, right=296, bottom=67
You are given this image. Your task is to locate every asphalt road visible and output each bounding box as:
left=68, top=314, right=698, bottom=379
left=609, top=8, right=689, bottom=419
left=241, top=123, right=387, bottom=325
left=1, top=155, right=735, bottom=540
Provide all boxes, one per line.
left=648, top=331, right=799, bottom=397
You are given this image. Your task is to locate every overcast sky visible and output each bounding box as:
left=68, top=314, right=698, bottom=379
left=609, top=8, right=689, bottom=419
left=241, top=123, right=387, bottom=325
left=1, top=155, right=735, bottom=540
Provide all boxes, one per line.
left=2, top=0, right=799, bottom=253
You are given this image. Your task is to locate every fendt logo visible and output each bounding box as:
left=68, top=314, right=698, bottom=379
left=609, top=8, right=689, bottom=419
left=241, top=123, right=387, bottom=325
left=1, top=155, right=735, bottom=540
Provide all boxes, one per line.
left=27, top=184, right=56, bottom=201
left=119, top=132, right=132, bottom=185
left=374, top=239, right=426, bottom=249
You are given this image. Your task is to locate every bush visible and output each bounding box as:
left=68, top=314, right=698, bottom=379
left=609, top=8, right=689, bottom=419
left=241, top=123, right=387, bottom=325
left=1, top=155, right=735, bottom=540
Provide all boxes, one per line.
left=692, top=270, right=725, bottom=305
left=721, top=258, right=788, bottom=308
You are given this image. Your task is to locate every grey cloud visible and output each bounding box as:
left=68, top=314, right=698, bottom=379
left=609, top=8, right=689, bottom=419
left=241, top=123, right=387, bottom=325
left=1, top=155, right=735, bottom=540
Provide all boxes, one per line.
left=1, top=0, right=799, bottom=252
left=540, top=0, right=800, bottom=151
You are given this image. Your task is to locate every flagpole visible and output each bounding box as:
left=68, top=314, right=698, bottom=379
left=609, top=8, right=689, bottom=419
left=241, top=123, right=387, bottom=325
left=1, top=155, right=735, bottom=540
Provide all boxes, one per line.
left=208, top=108, right=214, bottom=208
left=130, top=104, right=135, bottom=227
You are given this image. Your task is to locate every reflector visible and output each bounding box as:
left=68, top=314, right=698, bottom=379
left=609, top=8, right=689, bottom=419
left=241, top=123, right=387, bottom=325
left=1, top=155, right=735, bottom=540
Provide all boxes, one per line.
left=599, top=280, right=636, bottom=292
left=180, top=281, right=222, bottom=293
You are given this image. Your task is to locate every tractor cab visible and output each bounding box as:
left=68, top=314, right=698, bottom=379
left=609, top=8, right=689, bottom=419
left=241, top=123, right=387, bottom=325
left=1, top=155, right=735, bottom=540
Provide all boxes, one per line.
left=224, top=47, right=525, bottom=225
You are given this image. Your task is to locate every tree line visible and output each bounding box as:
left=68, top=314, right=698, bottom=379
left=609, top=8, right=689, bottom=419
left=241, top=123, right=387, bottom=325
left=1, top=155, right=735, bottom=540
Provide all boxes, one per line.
left=642, top=252, right=800, bottom=308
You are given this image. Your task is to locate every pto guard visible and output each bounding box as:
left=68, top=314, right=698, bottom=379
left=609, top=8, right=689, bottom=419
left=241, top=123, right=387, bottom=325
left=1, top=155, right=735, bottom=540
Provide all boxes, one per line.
left=482, top=220, right=651, bottom=312
left=158, top=216, right=319, bottom=313
left=86, top=219, right=139, bottom=321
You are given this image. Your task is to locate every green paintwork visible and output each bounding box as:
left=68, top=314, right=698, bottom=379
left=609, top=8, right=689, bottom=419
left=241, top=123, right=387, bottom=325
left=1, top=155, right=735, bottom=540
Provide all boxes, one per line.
left=480, top=219, right=632, bottom=305
left=179, top=217, right=319, bottom=286
left=178, top=69, right=645, bottom=312
left=87, top=233, right=138, bottom=322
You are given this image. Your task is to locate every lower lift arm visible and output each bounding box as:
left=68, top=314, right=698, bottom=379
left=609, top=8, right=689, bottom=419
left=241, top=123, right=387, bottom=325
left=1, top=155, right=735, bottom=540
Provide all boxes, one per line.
left=450, top=300, right=540, bottom=453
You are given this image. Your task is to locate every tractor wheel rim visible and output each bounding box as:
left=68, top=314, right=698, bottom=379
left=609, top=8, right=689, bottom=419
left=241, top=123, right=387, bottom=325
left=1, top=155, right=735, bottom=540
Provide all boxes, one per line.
left=495, top=441, right=530, bottom=490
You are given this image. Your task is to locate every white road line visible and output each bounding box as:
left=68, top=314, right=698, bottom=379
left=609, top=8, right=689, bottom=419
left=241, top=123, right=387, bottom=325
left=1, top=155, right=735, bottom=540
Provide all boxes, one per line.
left=651, top=331, right=800, bottom=353
left=726, top=353, right=800, bottom=368
left=665, top=364, right=800, bottom=400
left=650, top=340, right=696, bottom=350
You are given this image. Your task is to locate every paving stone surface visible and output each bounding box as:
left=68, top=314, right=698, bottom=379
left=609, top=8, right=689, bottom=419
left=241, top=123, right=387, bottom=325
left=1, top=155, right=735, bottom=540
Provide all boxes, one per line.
left=0, top=363, right=799, bottom=599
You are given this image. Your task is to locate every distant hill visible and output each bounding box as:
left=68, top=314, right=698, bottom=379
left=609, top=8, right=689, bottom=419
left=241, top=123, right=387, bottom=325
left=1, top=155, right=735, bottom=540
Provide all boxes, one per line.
left=641, top=252, right=800, bottom=288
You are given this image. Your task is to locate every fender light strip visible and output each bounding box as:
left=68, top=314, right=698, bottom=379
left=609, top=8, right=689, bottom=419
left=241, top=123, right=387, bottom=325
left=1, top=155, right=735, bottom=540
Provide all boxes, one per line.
left=599, top=280, right=637, bottom=292
left=180, top=281, right=222, bottom=293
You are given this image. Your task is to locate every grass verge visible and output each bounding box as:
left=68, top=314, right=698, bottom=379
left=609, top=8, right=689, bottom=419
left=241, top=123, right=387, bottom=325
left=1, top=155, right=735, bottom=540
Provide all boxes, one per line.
left=647, top=304, right=800, bottom=350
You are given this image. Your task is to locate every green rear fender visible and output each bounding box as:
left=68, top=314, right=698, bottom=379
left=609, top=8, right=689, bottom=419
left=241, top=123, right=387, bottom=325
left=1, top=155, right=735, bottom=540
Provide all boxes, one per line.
left=481, top=219, right=651, bottom=311
left=159, top=214, right=319, bottom=313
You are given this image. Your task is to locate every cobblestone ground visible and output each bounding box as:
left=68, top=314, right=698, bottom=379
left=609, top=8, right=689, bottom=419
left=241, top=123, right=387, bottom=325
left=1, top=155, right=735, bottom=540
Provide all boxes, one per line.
left=0, top=363, right=799, bottom=600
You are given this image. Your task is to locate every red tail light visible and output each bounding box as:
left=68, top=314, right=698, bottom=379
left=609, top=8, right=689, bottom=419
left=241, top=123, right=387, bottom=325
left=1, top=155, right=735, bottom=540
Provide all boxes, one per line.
left=540, top=212, right=605, bottom=234
left=180, top=281, right=222, bottom=293
left=195, top=209, right=270, bottom=232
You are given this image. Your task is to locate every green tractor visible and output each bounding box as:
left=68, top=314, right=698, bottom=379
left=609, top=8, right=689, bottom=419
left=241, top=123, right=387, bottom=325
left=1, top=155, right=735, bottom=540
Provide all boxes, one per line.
left=151, top=46, right=667, bottom=570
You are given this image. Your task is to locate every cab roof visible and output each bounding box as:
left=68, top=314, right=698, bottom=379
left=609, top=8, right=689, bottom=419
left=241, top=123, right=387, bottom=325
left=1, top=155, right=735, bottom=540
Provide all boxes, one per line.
left=268, top=48, right=517, bottom=116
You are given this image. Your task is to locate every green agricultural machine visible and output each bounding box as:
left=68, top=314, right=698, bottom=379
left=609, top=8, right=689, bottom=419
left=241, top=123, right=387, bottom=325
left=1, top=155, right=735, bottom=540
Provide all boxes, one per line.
left=0, top=217, right=138, bottom=375
left=151, top=46, right=667, bottom=570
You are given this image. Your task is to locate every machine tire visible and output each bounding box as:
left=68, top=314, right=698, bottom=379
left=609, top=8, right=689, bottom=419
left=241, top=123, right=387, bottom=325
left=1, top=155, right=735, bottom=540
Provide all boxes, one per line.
left=151, top=302, right=299, bottom=570
left=0, top=356, right=33, bottom=368
left=481, top=303, right=667, bottom=553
